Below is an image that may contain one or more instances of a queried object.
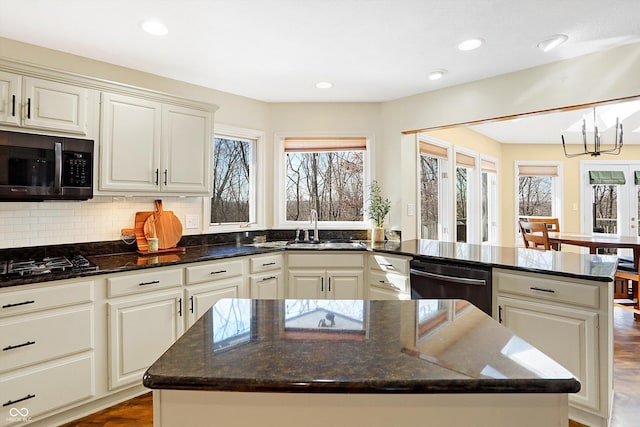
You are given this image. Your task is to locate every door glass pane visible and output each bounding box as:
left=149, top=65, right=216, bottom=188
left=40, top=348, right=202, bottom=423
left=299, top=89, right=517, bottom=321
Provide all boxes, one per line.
left=518, top=176, right=553, bottom=217
left=482, top=172, right=489, bottom=242
left=456, top=168, right=467, bottom=242
left=212, top=137, right=252, bottom=224
left=420, top=156, right=438, bottom=239
left=592, top=184, right=617, bottom=234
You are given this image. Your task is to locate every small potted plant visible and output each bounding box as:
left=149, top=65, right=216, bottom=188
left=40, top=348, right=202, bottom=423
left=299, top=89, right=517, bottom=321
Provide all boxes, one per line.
left=368, top=180, right=391, bottom=242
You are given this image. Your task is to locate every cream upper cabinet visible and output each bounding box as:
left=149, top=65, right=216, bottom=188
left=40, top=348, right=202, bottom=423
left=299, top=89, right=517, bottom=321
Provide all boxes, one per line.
left=100, top=92, right=162, bottom=192
left=0, top=72, right=89, bottom=135
left=161, top=104, right=211, bottom=193
left=0, top=71, right=21, bottom=126
left=100, top=92, right=212, bottom=194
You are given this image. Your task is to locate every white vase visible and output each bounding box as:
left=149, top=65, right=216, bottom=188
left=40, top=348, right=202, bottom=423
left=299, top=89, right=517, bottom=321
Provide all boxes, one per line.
left=372, top=227, right=385, bottom=243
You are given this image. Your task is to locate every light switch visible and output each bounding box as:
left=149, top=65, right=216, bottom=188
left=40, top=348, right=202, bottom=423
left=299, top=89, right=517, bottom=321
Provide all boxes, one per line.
left=407, top=203, right=415, bottom=216
left=186, top=214, right=200, bottom=229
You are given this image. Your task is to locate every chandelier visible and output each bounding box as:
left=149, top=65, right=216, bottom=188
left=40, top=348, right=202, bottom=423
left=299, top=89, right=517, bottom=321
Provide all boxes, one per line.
left=562, top=108, right=623, bottom=158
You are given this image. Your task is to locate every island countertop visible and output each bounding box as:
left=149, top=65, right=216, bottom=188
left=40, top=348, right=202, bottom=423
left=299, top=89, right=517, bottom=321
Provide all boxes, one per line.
left=143, top=298, right=581, bottom=394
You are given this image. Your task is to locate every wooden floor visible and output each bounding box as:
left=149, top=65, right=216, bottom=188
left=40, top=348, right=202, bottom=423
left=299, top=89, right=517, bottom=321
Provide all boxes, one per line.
left=63, top=307, right=640, bottom=427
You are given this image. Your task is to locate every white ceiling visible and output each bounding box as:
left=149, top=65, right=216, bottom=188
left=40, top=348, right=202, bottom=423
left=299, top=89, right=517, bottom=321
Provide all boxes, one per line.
left=1, top=0, right=640, bottom=103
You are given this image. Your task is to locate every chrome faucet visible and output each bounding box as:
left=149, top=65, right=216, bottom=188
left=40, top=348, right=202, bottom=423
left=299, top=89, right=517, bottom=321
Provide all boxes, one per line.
left=310, top=209, right=319, bottom=242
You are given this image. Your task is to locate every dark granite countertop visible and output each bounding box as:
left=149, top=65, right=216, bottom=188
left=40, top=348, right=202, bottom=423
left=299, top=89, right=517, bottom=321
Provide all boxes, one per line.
left=143, top=298, right=581, bottom=394
left=0, top=238, right=617, bottom=288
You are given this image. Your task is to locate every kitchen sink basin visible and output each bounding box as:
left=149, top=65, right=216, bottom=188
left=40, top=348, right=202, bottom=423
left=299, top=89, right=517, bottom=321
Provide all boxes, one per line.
left=285, top=240, right=366, bottom=249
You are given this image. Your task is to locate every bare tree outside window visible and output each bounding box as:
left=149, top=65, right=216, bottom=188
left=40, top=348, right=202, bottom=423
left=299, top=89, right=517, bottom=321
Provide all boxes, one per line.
left=592, top=185, right=617, bottom=234
left=420, top=156, right=439, bottom=239
left=456, top=168, right=468, bottom=242
left=518, top=176, right=553, bottom=217
left=211, top=137, right=252, bottom=224
left=285, top=151, right=364, bottom=221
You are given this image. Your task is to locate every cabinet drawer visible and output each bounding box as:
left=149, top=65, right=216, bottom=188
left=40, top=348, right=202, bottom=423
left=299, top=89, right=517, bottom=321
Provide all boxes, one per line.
left=0, top=354, right=94, bottom=426
left=288, top=253, right=364, bottom=268
left=369, top=254, right=410, bottom=275
left=107, top=268, right=183, bottom=298
left=0, top=307, right=93, bottom=373
left=0, top=281, right=94, bottom=318
left=495, top=270, right=599, bottom=308
left=368, top=270, right=409, bottom=295
left=250, top=254, right=283, bottom=274
left=186, top=259, right=245, bottom=284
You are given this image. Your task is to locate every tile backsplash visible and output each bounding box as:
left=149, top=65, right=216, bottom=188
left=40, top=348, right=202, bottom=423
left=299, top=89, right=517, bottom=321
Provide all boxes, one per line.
left=0, top=196, right=204, bottom=249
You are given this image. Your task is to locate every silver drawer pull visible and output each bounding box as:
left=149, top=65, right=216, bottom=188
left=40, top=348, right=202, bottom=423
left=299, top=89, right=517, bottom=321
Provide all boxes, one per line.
left=381, top=263, right=395, bottom=269
left=379, top=280, right=401, bottom=290
left=262, top=262, right=276, bottom=266
left=530, top=286, right=556, bottom=294
left=262, top=276, right=276, bottom=281
left=3, top=341, right=36, bottom=351
left=210, top=270, right=227, bottom=275
left=3, top=393, right=35, bottom=407
left=139, top=280, right=160, bottom=286
left=2, top=300, right=35, bottom=309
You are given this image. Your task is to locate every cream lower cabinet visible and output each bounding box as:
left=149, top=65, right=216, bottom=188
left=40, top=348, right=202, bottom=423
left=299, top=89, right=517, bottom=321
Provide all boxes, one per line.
left=250, top=253, right=284, bottom=299
left=287, top=252, right=364, bottom=300
left=184, top=258, right=248, bottom=328
left=107, top=267, right=184, bottom=390
left=494, top=268, right=612, bottom=427
left=0, top=279, right=95, bottom=426
left=367, top=253, right=411, bottom=300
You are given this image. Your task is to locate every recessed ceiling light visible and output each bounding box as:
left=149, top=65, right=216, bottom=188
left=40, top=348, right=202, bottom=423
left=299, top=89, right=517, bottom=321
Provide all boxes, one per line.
left=537, top=34, right=568, bottom=52
left=315, top=81, right=333, bottom=89
left=428, top=70, right=447, bottom=81
left=141, top=20, right=169, bottom=36
left=457, top=38, right=484, bottom=51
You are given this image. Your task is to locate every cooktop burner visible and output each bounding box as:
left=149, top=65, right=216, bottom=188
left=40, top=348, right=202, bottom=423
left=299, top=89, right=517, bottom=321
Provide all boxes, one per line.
left=2, top=255, right=98, bottom=278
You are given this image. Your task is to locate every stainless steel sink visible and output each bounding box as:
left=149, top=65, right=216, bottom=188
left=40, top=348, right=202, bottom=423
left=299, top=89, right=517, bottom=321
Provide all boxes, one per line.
left=285, top=241, right=366, bottom=249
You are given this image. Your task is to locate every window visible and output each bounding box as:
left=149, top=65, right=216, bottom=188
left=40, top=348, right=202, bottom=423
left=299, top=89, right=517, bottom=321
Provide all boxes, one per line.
left=278, top=136, right=369, bottom=227
left=418, top=138, right=450, bottom=241
left=515, top=162, right=562, bottom=244
left=481, top=157, right=498, bottom=243
left=455, top=150, right=476, bottom=243
left=210, top=125, right=263, bottom=230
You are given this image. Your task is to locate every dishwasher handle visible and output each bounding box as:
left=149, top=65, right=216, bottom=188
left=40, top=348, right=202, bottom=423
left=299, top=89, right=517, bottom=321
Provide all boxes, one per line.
left=409, top=268, right=487, bottom=286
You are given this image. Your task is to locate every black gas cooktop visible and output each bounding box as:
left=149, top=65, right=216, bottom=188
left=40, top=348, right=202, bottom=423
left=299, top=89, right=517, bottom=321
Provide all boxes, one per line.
left=1, top=255, right=98, bottom=278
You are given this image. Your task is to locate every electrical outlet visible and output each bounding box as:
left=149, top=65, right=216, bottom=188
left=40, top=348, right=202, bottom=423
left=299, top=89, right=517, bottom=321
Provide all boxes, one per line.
left=186, top=214, right=200, bottom=229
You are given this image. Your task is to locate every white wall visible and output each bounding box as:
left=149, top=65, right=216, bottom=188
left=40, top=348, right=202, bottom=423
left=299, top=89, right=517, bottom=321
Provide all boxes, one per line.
left=1, top=37, right=640, bottom=249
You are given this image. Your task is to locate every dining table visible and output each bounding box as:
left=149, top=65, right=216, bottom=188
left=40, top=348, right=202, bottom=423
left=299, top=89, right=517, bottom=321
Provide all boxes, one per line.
left=548, top=231, right=640, bottom=264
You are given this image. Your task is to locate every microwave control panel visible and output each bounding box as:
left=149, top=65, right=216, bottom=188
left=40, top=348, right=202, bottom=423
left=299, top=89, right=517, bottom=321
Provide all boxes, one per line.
left=62, top=151, right=92, bottom=187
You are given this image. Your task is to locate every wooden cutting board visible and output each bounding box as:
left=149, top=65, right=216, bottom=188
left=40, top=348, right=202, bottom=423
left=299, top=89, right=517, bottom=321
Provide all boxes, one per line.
left=144, top=200, right=183, bottom=249
left=134, top=211, right=156, bottom=252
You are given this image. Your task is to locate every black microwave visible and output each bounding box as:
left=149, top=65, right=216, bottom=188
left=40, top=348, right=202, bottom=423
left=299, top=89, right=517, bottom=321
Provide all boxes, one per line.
left=0, top=130, right=94, bottom=201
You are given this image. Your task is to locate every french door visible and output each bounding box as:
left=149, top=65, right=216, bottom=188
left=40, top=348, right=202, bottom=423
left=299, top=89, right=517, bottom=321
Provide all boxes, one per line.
left=581, top=162, right=640, bottom=255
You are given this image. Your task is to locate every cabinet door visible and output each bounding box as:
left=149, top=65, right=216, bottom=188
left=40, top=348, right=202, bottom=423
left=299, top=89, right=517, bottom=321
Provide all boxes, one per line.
left=108, top=289, right=183, bottom=390
left=497, top=296, right=598, bottom=411
left=161, top=104, right=211, bottom=193
left=100, top=92, right=161, bottom=192
left=0, top=71, right=21, bottom=126
left=327, top=270, right=363, bottom=299
left=288, top=270, right=325, bottom=299
left=186, top=277, right=247, bottom=327
left=23, top=77, right=87, bottom=134
left=250, top=273, right=283, bottom=299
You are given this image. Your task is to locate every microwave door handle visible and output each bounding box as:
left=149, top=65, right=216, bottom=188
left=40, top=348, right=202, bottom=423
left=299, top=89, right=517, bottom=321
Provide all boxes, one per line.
left=54, top=142, right=62, bottom=194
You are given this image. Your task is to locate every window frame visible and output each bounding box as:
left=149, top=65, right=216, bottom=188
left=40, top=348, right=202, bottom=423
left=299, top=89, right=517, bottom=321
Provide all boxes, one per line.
left=274, top=132, right=373, bottom=229
left=514, top=160, right=563, bottom=245
left=207, top=124, right=265, bottom=233
left=454, top=147, right=479, bottom=244
left=480, top=154, right=499, bottom=244
left=416, top=135, right=451, bottom=241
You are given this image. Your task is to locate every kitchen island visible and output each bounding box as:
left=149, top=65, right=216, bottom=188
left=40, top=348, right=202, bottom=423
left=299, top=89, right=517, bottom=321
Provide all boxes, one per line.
left=144, top=298, right=580, bottom=427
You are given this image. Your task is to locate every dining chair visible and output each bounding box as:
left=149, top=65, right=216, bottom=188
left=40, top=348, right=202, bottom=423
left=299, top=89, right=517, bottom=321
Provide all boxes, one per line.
left=614, top=263, right=640, bottom=320
left=527, top=217, right=561, bottom=250
left=519, top=221, right=553, bottom=250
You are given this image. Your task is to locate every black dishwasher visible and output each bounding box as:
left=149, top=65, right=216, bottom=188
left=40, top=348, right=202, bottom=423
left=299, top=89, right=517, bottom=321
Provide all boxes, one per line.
left=409, top=258, right=492, bottom=315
